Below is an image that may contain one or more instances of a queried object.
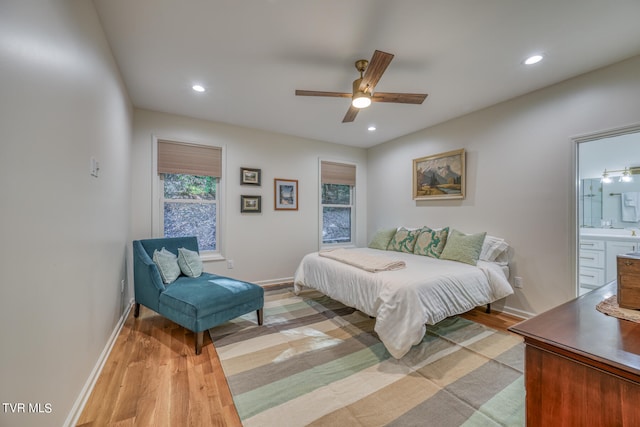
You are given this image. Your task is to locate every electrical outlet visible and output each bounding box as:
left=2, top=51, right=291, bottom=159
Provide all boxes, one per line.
left=227, top=260, right=234, bottom=269
left=514, top=277, right=523, bottom=289
left=121, top=279, right=125, bottom=293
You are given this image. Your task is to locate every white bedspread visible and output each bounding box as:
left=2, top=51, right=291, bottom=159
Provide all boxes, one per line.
left=319, top=248, right=406, bottom=272
left=293, top=248, right=513, bottom=359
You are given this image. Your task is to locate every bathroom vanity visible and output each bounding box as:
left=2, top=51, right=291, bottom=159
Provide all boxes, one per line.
left=579, top=228, right=640, bottom=294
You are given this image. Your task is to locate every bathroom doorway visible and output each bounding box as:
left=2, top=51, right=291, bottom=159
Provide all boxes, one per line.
left=575, top=124, right=640, bottom=296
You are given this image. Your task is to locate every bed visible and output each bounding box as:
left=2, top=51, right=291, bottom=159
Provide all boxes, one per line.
left=293, top=233, right=513, bottom=359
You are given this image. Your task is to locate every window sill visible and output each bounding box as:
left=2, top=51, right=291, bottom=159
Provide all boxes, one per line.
left=321, top=243, right=356, bottom=250
left=200, top=252, right=225, bottom=262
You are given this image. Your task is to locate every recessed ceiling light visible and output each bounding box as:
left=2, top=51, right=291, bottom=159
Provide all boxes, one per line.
left=368, top=126, right=376, bottom=131
left=524, top=55, right=544, bottom=65
left=192, top=84, right=205, bottom=92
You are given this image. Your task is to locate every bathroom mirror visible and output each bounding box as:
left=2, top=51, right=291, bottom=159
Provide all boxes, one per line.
left=579, top=132, right=640, bottom=229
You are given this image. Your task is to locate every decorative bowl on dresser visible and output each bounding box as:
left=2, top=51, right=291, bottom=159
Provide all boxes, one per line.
left=617, top=252, right=640, bottom=309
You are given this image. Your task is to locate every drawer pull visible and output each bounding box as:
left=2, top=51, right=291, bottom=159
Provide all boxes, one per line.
left=580, top=256, right=595, bottom=261
left=625, top=261, right=634, bottom=266
left=581, top=243, right=595, bottom=246
left=580, top=274, right=595, bottom=278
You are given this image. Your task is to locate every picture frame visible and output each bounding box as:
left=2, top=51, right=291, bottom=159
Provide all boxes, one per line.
left=413, top=148, right=465, bottom=200
left=274, top=178, right=298, bottom=210
left=240, top=167, right=261, bottom=186
left=240, top=195, right=261, bottom=213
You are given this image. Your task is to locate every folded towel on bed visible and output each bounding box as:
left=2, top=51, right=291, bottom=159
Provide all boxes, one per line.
left=319, top=248, right=406, bottom=272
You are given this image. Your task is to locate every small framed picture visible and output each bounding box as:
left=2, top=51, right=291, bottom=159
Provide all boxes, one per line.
left=274, top=178, right=298, bottom=211
left=241, top=195, right=261, bottom=213
left=241, top=167, right=261, bottom=186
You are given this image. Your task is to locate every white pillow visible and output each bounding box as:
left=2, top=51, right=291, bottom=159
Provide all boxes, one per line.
left=152, top=248, right=181, bottom=284
left=177, top=247, right=203, bottom=278
left=480, top=236, right=510, bottom=263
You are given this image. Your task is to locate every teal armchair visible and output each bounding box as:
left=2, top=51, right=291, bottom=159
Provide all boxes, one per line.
left=133, top=236, right=264, bottom=354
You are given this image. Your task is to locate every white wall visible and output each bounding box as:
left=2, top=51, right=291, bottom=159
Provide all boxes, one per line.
left=132, top=109, right=367, bottom=283
left=0, top=2, right=132, bottom=426
left=368, top=56, right=640, bottom=317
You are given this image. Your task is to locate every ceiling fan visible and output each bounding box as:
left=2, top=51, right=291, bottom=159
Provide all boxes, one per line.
left=295, top=50, right=428, bottom=123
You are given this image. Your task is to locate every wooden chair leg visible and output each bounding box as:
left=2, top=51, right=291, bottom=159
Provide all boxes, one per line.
left=134, top=303, right=140, bottom=318
left=195, top=331, right=204, bottom=355
left=257, top=308, right=264, bottom=325
left=486, top=303, right=491, bottom=314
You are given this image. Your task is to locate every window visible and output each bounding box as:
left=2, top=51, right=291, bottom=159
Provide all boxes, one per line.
left=320, top=161, right=356, bottom=246
left=162, top=174, right=217, bottom=251
left=155, top=139, right=222, bottom=254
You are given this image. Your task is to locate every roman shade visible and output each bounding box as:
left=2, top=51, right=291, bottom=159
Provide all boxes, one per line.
left=157, top=139, right=222, bottom=178
left=321, top=161, right=356, bottom=186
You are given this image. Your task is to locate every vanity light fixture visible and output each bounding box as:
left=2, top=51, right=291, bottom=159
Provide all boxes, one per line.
left=620, top=167, right=633, bottom=183
left=601, top=167, right=636, bottom=183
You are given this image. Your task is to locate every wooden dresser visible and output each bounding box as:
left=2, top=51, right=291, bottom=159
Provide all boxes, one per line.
left=509, top=281, right=640, bottom=426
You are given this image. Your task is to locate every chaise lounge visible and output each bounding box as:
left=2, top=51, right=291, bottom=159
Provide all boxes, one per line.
left=132, top=236, right=264, bottom=354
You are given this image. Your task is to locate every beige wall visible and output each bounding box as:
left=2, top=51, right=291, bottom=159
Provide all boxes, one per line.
left=131, top=109, right=367, bottom=283
left=368, top=55, right=640, bottom=317
left=0, top=2, right=132, bottom=426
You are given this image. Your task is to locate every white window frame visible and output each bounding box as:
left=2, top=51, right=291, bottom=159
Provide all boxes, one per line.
left=319, top=158, right=357, bottom=250
left=152, top=136, right=225, bottom=261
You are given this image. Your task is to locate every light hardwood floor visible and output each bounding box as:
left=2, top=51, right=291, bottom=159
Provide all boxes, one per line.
left=77, top=295, right=522, bottom=426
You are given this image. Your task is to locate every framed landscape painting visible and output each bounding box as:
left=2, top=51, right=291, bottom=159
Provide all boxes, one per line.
left=274, top=178, right=298, bottom=210
left=240, top=167, right=261, bottom=186
left=413, top=149, right=465, bottom=200
left=241, top=195, right=261, bottom=213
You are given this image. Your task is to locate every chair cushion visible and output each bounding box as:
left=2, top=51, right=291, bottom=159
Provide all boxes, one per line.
left=159, top=273, right=263, bottom=320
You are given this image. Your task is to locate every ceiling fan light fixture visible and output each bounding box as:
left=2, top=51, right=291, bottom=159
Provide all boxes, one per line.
left=352, top=92, right=371, bottom=109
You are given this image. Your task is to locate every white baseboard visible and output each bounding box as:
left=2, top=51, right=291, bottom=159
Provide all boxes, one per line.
left=501, top=305, right=535, bottom=320
left=255, top=277, right=294, bottom=286
left=63, top=300, right=134, bottom=427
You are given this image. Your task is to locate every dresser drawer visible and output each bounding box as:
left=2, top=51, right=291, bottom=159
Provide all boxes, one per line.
left=580, top=249, right=605, bottom=269
left=580, top=266, right=605, bottom=288
left=579, top=239, right=605, bottom=251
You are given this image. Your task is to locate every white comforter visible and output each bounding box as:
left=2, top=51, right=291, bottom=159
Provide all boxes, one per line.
left=293, top=248, right=513, bottom=359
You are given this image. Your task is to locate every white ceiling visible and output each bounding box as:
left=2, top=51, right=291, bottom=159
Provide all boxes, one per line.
left=93, top=0, right=640, bottom=148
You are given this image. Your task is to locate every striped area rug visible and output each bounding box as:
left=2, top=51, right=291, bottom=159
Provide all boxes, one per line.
left=210, top=286, right=525, bottom=427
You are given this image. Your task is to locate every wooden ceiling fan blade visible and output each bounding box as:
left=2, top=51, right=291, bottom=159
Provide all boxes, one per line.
left=359, top=50, right=394, bottom=92
left=295, top=90, right=351, bottom=98
left=372, top=92, right=428, bottom=104
left=342, top=105, right=359, bottom=123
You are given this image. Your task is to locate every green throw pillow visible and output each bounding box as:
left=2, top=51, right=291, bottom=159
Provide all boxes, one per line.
left=153, top=248, right=181, bottom=284
left=368, top=228, right=398, bottom=250
left=440, top=229, right=487, bottom=265
left=414, top=227, right=449, bottom=258
left=178, top=247, right=203, bottom=278
left=387, top=227, right=422, bottom=253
